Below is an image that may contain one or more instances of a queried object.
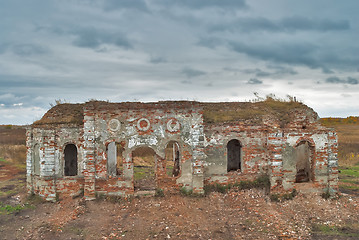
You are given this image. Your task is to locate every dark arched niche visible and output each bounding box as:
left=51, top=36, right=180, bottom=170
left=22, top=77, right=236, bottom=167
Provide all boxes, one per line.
left=227, top=139, right=242, bottom=172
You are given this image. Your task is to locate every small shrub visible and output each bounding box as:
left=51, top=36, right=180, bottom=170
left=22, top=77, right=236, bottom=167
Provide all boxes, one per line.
left=27, top=193, right=46, bottom=205
left=106, top=195, right=122, bottom=203
left=95, top=192, right=106, bottom=201
left=155, top=188, right=165, bottom=197
left=270, top=189, right=297, bottom=202
left=321, top=189, right=331, bottom=199
left=180, top=187, right=193, bottom=196
left=0, top=202, right=25, bottom=215
left=270, top=193, right=280, bottom=202
left=204, top=183, right=231, bottom=194
left=72, top=189, right=84, bottom=199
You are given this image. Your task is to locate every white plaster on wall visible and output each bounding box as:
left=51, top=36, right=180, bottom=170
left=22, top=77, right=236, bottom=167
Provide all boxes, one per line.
left=312, top=134, right=328, bottom=150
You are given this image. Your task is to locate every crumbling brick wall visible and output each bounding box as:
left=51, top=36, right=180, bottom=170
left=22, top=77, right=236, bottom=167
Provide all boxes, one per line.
left=26, top=101, right=338, bottom=201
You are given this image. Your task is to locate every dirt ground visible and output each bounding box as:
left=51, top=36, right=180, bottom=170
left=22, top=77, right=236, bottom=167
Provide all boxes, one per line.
left=1, top=163, right=359, bottom=240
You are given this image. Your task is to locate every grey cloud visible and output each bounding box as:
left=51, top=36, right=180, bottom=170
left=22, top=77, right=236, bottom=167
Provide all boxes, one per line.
left=322, top=67, right=335, bottom=74
left=0, top=43, right=10, bottom=54
left=72, top=28, right=132, bottom=49
left=103, top=0, right=149, bottom=12
left=150, top=56, right=167, bottom=64
left=230, top=41, right=321, bottom=69
left=267, top=65, right=298, bottom=75
left=347, top=77, right=359, bottom=85
left=325, top=76, right=358, bottom=85
left=242, top=68, right=271, bottom=77
left=281, top=16, right=350, bottom=32
left=325, top=77, right=342, bottom=84
left=210, top=16, right=350, bottom=33
left=247, top=78, right=263, bottom=84
left=181, top=80, right=192, bottom=84
left=2, top=44, right=48, bottom=56
left=159, top=0, right=247, bottom=9
left=197, top=37, right=224, bottom=48
left=181, top=67, right=206, bottom=78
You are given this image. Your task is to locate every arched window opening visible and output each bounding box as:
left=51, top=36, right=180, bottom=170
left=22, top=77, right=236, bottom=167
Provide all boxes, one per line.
left=227, top=139, right=242, bottom=172
left=295, top=141, right=313, bottom=183
left=33, top=144, right=40, bottom=176
left=132, top=147, right=156, bottom=191
left=107, top=142, right=124, bottom=176
left=165, top=141, right=180, bottom=177
left=64, top=144, right=78, bottom=176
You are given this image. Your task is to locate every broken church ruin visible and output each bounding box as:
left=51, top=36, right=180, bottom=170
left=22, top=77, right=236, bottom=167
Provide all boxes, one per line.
left=26, top=100, right=339, bottom=201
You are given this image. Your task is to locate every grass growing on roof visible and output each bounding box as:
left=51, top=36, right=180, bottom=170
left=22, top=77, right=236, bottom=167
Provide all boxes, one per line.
left=203, top=95, right=309, bottom=126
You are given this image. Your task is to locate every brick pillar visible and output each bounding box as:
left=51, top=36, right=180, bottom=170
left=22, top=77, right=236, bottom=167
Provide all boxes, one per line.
left=83, top=107, right=96, bottom=200
left=190, top=113, right=205, bottom=194
left=25, top=127, right=34, bottom=194
left=327, top=131, right=339, bottom=192
left=42, top=131, right=57, bottom=201
left=267, top=131, right=285, bottom=191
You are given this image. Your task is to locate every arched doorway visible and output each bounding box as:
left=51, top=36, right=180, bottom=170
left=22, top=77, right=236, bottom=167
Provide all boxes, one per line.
left=295, top=141, right=314, bottom=183
left=165, top=141, right=180, bottom=177
left=107, top=142, right=124, bottom=176
left=132, top=147, right=156, bottom=190
left=227, top=139, right=242, bottom=172
left=64, top=144, right=78, bottom=176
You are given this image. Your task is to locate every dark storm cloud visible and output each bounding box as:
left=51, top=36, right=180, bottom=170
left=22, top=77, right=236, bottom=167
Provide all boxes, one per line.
left=72, top=27, right=132, bottom=49
left=230, top=41, right=320, bottom=69
left=325, top=76, right=358, bottom=85
left=181, top=67, right=206, bottom=78
left=210, top=16, right=350, bottom=33
left=247, top=78, right=263, bottom=84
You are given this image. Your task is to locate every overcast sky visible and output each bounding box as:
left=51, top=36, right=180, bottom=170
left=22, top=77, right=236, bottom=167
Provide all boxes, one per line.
left=0, top=0, right=358, bottom=125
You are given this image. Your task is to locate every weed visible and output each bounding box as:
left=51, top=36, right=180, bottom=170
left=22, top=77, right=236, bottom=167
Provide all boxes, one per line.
left=321, top=189, right=331, bottom=200
left=312, top=224, right=359, bottom=237
left=270, top=189, right=297, bottom=202
left=72, top=189, right=84, bottom=199
left=95, top=192, right=106, bottom=201
left=180, top=187, right=193, bottom=196
left=0, top=202, right=25, bottom=215
left=106, top=195, right=122, bottom=203
left=270, top=194, right=280, bottom=202
left=204, top=183, right=231, bottom=194
left=204, top=175, right=271, bottom=195
left=233, top=175, right=270, bottom=191
left=27, top=193, right=46, bottom=204
left=55, top=192, right=60, bottom=202
left=155, top=188, right=165, bottom=197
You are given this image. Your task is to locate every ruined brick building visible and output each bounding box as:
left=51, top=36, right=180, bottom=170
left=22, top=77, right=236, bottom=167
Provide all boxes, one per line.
left=26, top=100, right=338, bottom=201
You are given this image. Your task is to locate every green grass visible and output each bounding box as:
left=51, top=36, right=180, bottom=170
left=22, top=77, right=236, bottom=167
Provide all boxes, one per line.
left=341, top=166, right=359, bottom=177
left=0, top=202, right=27, bottom=215
left=312, top=224, right=359, bottom=237
left=339, top=165, right=359, bottom=193
left=133, top=166, right=154, bottom=180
